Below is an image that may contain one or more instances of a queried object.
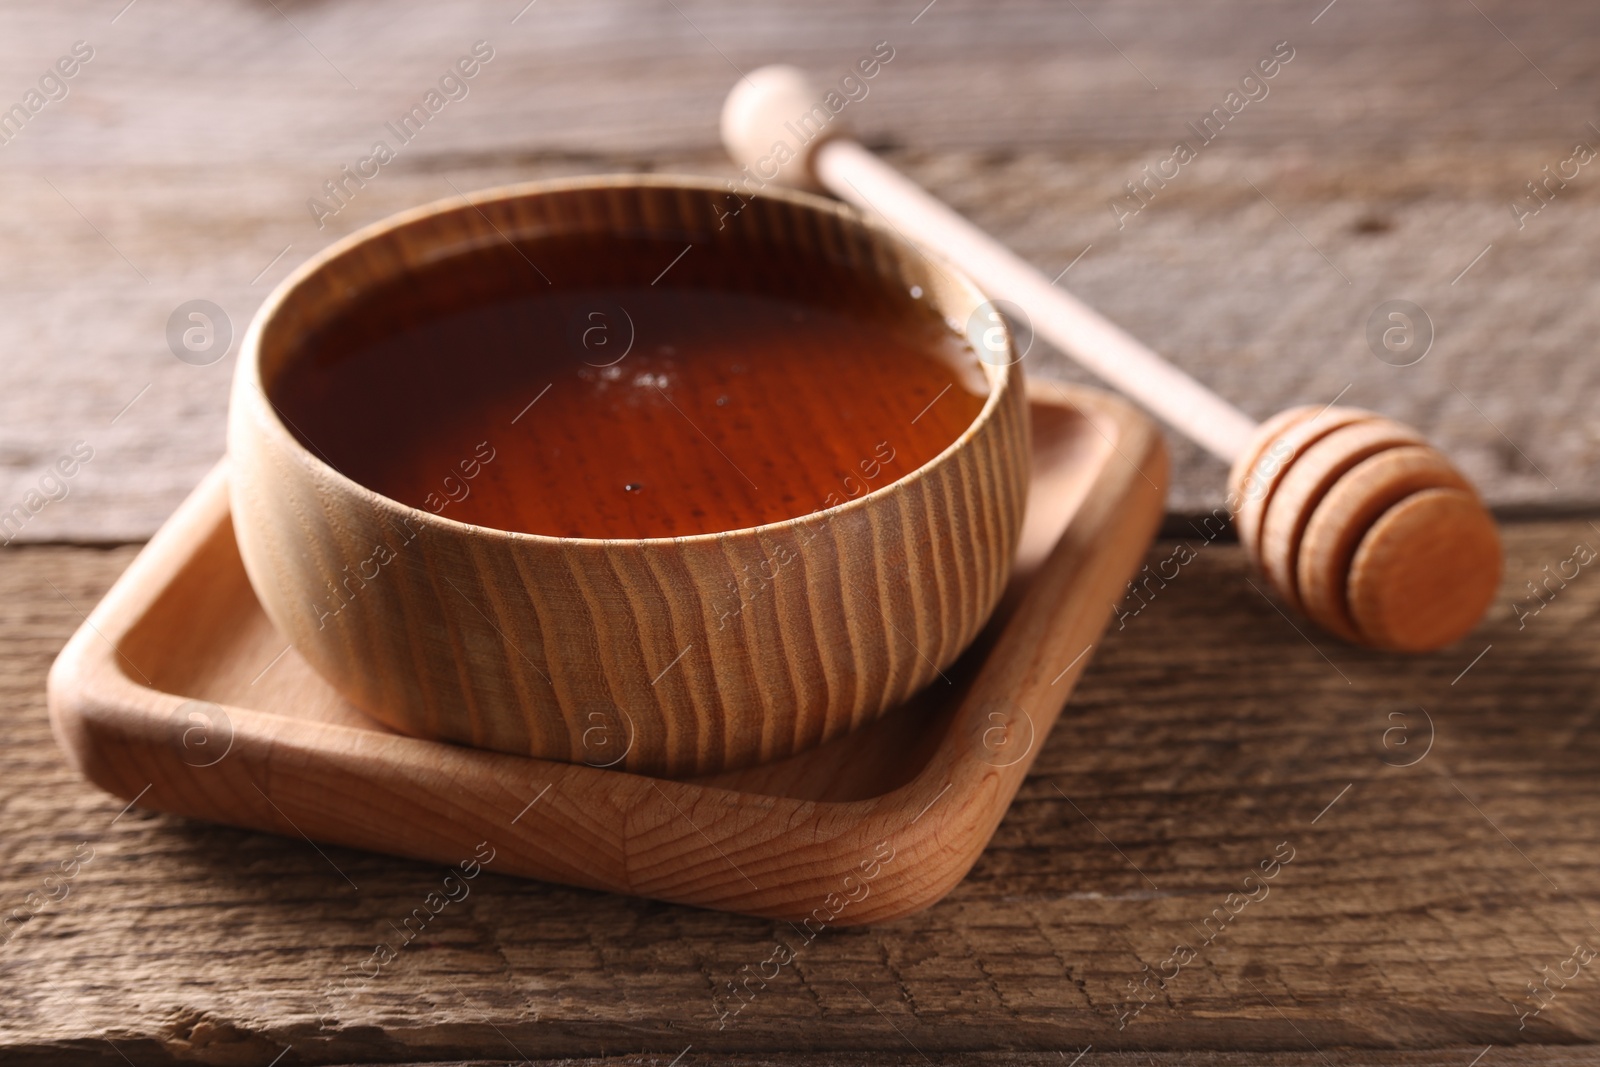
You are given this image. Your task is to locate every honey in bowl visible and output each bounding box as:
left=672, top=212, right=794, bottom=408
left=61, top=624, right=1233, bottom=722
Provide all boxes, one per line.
left=272, top=232, right=990, bottom=539
left=231, top=178, right=1031, bottom=775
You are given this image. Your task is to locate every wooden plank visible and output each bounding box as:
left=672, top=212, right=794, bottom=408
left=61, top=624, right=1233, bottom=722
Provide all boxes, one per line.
left=6, top=520, right=1600, bottom=1061
left=3, top=1, right=1600, bottom=539
left=8, top=1053, right=1600, bottom=1067
left=5, top=1054, right=1600, bottom=1067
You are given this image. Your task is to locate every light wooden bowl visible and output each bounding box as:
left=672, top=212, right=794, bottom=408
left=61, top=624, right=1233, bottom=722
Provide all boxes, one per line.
left=228, top=176, right=1030, bottom=777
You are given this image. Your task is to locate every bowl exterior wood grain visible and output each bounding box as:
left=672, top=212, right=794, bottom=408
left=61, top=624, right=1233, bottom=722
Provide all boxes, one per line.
left=228, top=177, right=1030, bottom=776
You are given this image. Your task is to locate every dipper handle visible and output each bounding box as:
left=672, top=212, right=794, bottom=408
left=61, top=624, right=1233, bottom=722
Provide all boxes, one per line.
left=721, top=66, right=1502, bottom=651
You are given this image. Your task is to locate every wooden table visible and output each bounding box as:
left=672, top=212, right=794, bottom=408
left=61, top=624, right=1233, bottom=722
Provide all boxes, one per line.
left=4, top=1, right=1599, bottom=1063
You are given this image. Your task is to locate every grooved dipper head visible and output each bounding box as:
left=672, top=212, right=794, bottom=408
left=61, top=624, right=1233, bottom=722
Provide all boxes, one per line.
left=1229, top=406, right=1501, bottom=652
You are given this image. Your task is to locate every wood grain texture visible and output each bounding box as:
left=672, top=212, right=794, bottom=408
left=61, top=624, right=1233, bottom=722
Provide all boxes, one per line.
left=9, top=514, right=1600, bottom=1063
left=50, top=383, right=1160, bottom=922
left=6, top=1, right=1600, bottom=539
left=1229, top=407, right=1501, bottom=652
left=226, top=177, right=1030, bottom=775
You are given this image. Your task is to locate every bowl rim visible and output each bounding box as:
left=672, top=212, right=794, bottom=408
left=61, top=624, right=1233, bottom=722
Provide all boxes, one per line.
left=235, top=172, right=1021, bottom=548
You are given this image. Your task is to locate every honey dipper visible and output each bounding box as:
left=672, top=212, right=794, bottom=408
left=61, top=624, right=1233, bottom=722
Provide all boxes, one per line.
left=722, top=66, right=1501, bottom=652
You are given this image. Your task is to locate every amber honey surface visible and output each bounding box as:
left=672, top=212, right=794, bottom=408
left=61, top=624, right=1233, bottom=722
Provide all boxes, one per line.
left=273, top=232, right=988, bottom=539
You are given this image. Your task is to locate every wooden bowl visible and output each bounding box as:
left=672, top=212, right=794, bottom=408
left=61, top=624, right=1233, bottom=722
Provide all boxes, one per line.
left=227, top=176, right=1030, bottom=777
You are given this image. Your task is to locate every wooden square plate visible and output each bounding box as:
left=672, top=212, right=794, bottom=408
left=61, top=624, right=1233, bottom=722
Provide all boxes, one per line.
left=47, top=380, right=1166, bottom=923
